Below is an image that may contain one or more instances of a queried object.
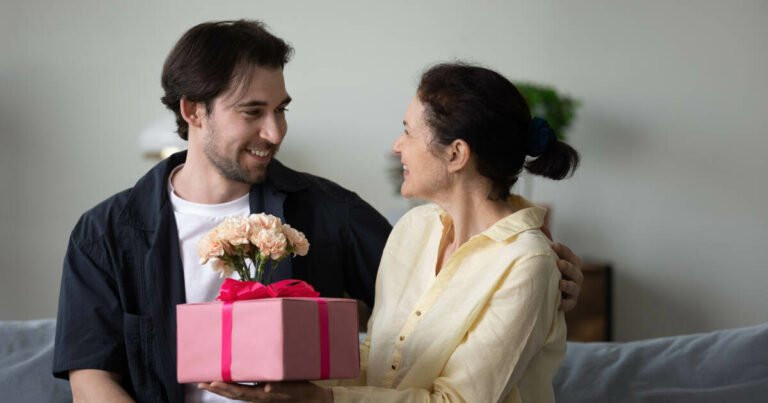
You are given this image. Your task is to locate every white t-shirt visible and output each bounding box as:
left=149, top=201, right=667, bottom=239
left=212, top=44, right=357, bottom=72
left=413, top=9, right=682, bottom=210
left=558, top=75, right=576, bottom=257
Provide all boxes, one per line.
left=168, top=166, right=249, bottom=403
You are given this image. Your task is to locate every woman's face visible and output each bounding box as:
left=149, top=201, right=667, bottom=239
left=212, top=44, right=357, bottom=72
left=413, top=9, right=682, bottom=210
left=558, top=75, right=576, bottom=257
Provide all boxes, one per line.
left=392, top=96, right=451, bottom=200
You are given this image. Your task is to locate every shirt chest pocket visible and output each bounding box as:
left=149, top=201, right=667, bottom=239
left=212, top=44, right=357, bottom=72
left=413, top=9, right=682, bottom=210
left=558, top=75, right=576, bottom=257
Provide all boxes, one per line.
left=123, top=313, right=165, bottom=402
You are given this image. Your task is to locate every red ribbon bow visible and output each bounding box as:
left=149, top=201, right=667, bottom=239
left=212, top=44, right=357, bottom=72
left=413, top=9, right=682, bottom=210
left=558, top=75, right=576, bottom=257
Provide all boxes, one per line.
left=216, top=278, right=320, bottom=301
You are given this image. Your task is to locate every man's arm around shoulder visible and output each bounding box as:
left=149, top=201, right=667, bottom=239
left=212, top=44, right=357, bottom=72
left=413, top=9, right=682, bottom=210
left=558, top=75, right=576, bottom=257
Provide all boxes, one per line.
left=70, top=369, right=135, bottom=403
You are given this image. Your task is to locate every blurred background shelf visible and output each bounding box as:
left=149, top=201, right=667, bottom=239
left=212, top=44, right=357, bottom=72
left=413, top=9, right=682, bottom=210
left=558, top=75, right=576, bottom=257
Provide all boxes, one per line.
left=565, top=262, right=612, bottom=342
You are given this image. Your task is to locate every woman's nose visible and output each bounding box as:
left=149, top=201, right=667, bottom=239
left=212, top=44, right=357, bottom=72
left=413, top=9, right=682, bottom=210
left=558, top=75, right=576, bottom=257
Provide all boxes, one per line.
left=392, top=135, right=404, bottom=154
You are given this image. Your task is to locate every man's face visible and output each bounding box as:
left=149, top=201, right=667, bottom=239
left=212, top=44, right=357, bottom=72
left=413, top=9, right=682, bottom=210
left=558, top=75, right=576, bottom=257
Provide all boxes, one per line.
left=200, top=66, right=291, bottom=184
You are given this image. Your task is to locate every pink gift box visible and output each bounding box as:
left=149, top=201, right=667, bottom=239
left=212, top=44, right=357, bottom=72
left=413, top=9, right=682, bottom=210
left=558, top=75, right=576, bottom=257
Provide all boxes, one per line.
left=177, top=297, right=360, bottom=383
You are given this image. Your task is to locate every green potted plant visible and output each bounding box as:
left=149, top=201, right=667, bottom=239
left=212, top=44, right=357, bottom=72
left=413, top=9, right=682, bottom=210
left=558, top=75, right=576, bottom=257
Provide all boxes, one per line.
left=516, top=82, right=580, bottom=141
left=516, top=83, right=581, bottom=237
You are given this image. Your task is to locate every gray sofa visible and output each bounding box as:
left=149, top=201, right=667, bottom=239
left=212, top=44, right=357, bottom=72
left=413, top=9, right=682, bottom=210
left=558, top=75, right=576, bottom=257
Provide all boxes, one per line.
left=554, top=322, right=768, bottom=402
left=2, top=319, right=767, bottom=402
left=0, top=320, right=71, bottom=402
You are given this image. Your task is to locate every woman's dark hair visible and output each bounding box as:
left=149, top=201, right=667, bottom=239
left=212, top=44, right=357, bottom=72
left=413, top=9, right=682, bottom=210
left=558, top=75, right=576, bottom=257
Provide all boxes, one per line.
left=417, top=62, right=580, bottom=200
left=160, top=20, right=294, bottom=140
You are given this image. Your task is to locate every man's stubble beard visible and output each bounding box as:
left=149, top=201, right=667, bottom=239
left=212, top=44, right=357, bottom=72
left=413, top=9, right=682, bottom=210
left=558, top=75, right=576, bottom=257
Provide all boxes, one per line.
left=202, top=125, right=274, bottom=185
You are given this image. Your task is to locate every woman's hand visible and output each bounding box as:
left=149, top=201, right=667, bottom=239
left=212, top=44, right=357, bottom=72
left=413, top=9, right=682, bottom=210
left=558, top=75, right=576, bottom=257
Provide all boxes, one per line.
left=198, top=381, right=333, bottom=402
left=552, top=242, right=583, bottom=312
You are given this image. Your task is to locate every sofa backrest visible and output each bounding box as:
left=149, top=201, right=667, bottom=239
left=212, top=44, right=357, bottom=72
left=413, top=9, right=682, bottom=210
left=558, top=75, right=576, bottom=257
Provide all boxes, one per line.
left=554, top=322, right=768, bottom=402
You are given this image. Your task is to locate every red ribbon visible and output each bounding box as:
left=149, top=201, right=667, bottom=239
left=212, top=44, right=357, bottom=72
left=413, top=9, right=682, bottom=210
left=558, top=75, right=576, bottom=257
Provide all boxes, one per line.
left=221, top=302, right=234, bottom=382
left=217, top=279, right=327, bottom=381
left=216, top=278, right=320, bottom=302
left=316, top=298, right=330, bottom=379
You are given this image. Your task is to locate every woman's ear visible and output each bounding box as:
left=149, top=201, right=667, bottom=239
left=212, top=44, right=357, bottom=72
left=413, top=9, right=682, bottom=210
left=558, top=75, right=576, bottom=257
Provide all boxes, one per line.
left=446, top=139, right=471, bottom=173
left=179, top=98, right=205, bottom=129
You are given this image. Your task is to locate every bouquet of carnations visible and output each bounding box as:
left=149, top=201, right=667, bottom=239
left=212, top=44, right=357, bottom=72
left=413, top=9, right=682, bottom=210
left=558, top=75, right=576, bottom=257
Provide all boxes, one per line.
left=198, top=213, right=310, bottom=284
left=177, top=213, right=360, bottom=383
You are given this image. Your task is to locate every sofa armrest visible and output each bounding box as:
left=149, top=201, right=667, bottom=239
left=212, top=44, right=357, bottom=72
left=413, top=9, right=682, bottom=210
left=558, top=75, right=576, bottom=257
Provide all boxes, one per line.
left=0, top=319, right=72, bottom=403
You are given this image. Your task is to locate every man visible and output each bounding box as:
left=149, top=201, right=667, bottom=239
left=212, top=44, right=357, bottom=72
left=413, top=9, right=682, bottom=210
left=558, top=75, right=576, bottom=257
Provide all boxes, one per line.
left=53, top=20, right=583, bottom=402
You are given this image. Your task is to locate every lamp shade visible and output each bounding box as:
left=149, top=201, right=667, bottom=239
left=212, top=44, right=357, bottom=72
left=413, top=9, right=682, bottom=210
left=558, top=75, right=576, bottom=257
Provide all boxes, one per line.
left=138, top=115, right=187, bottom=159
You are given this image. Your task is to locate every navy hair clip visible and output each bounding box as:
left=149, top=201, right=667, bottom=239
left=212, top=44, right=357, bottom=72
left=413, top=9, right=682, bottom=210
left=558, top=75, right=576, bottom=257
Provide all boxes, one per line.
left=526, top=117, right=557, bottom=157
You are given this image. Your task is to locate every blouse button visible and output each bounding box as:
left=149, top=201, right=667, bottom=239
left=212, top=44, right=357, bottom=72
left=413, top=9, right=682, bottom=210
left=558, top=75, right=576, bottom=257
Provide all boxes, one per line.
left=399, top=335, right=405, bottom=341
left=391, top=364, right=397, bottom=370
left=415, top=310, right=422, bottom=316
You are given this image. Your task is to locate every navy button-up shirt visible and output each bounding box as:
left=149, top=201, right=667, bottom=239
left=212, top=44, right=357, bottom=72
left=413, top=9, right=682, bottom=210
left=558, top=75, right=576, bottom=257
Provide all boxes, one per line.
left=53, top=152, right=391, bottom=402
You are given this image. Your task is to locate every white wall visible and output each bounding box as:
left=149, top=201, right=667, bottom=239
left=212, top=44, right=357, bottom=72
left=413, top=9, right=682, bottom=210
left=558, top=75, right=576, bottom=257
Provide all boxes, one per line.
left=1, top=0, right=766, bottom=340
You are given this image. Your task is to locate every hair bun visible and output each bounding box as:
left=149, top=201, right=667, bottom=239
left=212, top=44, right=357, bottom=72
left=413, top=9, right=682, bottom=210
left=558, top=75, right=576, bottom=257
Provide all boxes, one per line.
left=526, top=117, right=557, bottom=157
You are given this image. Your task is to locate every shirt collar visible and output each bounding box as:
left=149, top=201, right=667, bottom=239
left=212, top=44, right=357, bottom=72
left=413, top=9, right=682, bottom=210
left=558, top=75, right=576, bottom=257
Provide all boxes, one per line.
left=120, top=151, right=308, bottom=231
left=265, top=158, right=309, bottom=193
left=436, top=195, right=548, bottom=243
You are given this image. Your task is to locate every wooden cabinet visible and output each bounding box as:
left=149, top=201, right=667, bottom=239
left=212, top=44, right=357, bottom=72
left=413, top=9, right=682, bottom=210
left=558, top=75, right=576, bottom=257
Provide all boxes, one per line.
left=564, top=262, right=612, bottom=341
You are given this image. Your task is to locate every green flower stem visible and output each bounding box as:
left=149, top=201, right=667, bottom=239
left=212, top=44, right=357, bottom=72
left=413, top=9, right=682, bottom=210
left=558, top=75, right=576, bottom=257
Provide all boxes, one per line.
left=220, top=250, right=287, bottom=283
left=255, top=254, right=267, bottom=283
left=244, top=256, right=251, bottom=281
left=236, top=255, right=248, bottom=281
left=267, top=259, right=282, bottom=284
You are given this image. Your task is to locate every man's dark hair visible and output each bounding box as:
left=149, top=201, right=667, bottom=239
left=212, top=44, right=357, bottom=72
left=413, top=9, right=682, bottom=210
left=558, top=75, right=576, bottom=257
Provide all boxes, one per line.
left=161, top=20, right=294, bottom=140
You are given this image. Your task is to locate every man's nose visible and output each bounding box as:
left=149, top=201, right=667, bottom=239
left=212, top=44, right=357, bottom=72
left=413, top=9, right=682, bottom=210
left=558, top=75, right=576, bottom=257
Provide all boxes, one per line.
left=259, top=114, right=283, bottom=144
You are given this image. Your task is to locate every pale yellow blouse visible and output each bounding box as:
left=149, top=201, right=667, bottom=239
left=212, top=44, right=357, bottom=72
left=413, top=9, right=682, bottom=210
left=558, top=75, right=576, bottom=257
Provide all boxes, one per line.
left=331, top=197, right=566, bottom=402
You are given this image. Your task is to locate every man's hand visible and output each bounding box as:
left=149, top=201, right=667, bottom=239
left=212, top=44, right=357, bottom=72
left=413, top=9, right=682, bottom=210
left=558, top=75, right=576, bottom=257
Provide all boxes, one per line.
left=70, top=369, right=134, bottom=403
left=553, top=242, right=583, bottom=312
left=199, top=381, right=332, bottom=402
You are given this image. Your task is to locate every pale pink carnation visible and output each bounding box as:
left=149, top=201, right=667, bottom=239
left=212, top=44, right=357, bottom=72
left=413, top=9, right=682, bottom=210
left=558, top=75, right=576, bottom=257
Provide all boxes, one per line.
left=217, top=216, right=251, bottom=247
left=211, top=259, right=235, bottom=278
left=282, top=224, right=310, bottom=256
left=198, top=231, right=225, bottom=265
left=254, top=228, right=288, bottom=260
left=248, top=213, right=281, bottom=233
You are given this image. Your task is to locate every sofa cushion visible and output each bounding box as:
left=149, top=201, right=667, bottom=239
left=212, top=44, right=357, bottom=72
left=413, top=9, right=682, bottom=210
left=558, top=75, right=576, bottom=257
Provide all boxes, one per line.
left=553, top=322, right=768, bottom=402
left=0, top=319, right=72, bottom=403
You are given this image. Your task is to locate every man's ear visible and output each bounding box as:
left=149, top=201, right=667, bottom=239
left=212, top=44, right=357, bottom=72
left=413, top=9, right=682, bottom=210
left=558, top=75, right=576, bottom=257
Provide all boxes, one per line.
left=179, top=98, right=205, bottom=129
left=446, top=139, right=471, bottom=173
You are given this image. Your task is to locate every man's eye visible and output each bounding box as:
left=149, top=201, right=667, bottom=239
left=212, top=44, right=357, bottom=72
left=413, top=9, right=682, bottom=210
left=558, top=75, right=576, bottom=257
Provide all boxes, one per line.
left=244, top=110, right=263, bottom=117
left=276, top=107, right=289, bottom=114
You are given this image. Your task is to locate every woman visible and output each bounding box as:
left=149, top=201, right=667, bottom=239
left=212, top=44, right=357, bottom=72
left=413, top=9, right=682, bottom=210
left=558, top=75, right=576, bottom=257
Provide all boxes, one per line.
left=202, top=62, right=579, bottom=402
